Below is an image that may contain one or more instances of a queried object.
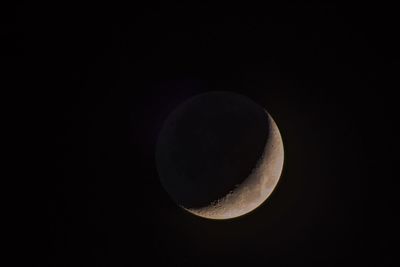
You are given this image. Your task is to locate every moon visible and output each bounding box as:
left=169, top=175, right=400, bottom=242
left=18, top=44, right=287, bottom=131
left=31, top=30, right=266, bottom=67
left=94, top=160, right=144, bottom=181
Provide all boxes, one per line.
left=156, top=92, right=284, bottom=220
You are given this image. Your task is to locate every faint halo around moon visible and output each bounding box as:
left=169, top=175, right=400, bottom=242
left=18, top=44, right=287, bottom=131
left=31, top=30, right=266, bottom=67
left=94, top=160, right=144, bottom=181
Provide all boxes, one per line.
left=156, top=91, right=284, bottom=220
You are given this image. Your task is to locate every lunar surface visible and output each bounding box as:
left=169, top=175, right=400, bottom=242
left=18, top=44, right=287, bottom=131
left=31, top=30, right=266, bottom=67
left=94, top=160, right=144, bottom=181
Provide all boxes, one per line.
left=156, top=91, right=284, bottom=220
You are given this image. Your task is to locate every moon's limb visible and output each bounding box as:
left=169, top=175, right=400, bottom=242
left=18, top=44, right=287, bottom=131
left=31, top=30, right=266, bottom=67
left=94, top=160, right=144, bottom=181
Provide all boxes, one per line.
left=184, top=112, right=284, bottom=220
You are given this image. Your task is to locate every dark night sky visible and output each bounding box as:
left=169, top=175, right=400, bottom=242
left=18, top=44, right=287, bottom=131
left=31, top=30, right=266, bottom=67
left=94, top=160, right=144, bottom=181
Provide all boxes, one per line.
left=12, top=1, right=399, bottom=266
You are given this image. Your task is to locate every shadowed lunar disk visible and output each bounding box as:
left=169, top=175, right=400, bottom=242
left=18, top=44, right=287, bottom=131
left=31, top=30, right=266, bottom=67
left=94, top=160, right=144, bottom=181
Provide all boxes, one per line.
left=156, top=91, right=284, bottom=220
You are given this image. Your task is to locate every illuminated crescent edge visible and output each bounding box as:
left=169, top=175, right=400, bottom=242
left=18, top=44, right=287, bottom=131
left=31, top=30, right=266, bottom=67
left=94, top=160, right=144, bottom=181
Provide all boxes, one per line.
left=183, top=112, right=284, bottom=220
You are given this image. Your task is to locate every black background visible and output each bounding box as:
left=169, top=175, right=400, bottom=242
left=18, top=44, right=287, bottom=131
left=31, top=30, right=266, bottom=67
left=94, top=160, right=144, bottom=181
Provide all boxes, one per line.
left=12, top=1, right=399, bottom=266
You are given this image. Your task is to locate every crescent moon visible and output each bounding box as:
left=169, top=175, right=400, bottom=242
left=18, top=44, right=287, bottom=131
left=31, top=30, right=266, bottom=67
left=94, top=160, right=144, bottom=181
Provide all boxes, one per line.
left=183, top=112, right=284, bottom=220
